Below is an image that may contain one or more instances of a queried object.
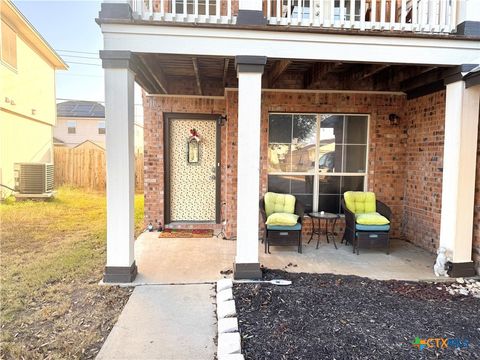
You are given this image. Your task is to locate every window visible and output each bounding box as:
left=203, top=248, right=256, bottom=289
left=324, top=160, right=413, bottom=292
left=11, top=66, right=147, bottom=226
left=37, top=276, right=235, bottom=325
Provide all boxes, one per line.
left=268, top=113, right=368, bottom=213
left=66, top=121, right=76, bottom=134
left=98, top=121, right=106, bottom=134
left=174, top=0, right=216, bottom=15
left=1, top=20, right=17, bottom=68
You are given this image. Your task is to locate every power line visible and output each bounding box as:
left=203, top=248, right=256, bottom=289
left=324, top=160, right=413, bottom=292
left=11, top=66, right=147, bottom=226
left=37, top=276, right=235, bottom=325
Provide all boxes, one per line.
left=56, top=49, right=98, bottom=55
left=56, top=73, right=103, bottom=78
left=61, top=54, right=100, bottom=60
left=66, top=61, right=102, bottom=67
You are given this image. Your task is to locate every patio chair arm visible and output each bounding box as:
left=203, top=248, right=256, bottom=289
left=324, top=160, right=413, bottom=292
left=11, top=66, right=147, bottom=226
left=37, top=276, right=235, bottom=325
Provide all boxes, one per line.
left=295, top=200, right=305, bottom=224
left=259, top=198, right=267, bottom=224
left=341, top=199, right=356, bottom=230
left=376, top=200, right=392, bottom=221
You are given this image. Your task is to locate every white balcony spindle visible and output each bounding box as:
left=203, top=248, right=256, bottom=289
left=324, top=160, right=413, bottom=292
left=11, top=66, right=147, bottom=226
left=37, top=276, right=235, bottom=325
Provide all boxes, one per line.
left=371, top=0, right=377, bottom=28
left=276, top=0, right=281, bottom=23
left=267, top=0, right=271, bottom=20
left=401, top=0, right=407, bottom=28
left=380, top=0, right=386, bottom=28
left=412, top=0, right=418, bottom=29
left=172, top=0, right=176, bottom=16
left=148, top=0, right=153, bottom=15
left=297, top=0, right=302, bottom=25
left=194, top=0, right=199, bottom=17
left=330, top=0, right=335, bottom=26
left=439, top=0, right=447, bottom=28
left=183, top=0, right=187, bottom=17
left=287, top=0, right=291, bottom=24
left=216, top=0, right=220, bottom=18
left=360, top=0, right=366, bottom=29
left=227, top=0, right=232, bottom=20
left=309, top=0, right=313, bottom=24
left=349, top=0, right=355, bottom=26
left=319, top=0, right=324, bottom=25
left=160, top=0, right=165, bottom=15
left=390, top=0, right=396, bottom=28
left=206, top=0, right=209, bottom=17
left=450, top=0, right=457, bottom=32
left=340, top=0, right=345, bottom=27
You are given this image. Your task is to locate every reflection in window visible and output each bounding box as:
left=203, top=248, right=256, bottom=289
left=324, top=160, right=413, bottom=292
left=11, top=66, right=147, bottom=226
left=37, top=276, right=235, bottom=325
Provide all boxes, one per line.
left=268, top=114, right=316, bottom=173
left=268, top=175, right=314, bottom=212
left=268, top=113, right=368, bottom=214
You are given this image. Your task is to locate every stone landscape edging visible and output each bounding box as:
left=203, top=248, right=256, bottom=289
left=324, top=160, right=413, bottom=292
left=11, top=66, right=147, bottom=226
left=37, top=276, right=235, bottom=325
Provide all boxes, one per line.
left=216, top=278, right=244, bottom=360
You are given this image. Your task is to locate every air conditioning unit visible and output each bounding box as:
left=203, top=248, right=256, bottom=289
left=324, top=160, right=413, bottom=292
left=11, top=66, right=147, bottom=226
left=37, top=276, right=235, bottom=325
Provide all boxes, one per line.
left=14, top=163, right=54, bottom=194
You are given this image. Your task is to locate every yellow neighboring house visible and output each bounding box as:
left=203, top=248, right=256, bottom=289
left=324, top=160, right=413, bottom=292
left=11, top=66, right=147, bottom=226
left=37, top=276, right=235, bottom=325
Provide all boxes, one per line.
left=0, top=0, right=66, bottom=198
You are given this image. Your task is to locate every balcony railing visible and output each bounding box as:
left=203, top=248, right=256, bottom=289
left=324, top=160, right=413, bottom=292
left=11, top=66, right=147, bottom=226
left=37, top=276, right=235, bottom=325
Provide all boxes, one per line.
left=130, top=0, right=458, bottom=33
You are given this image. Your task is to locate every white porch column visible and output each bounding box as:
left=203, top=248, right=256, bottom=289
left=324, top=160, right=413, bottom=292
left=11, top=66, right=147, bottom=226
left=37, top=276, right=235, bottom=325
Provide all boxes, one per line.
left=439, top=77, right=480, bottom=277
left=101, top=50, right=137, bottom=283
left=234, top=55, right=266, bottom=279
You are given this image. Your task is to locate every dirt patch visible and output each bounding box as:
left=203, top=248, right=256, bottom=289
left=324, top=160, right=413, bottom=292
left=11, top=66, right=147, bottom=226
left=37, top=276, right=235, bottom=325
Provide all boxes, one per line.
left=234, top=269, right=480, bottom=359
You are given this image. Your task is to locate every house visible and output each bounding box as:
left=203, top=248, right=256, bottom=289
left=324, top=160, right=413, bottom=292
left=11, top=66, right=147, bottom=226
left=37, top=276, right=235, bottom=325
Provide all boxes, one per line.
left=0, top=0, right=66, bottom=198
left=97, top=0, right=480, bottom=282
left=55, top=100, right=144, bottom=152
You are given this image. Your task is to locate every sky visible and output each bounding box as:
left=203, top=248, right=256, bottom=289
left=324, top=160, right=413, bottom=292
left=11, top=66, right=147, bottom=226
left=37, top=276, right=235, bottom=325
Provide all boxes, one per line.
left=13, top=0, right=143, bottom=122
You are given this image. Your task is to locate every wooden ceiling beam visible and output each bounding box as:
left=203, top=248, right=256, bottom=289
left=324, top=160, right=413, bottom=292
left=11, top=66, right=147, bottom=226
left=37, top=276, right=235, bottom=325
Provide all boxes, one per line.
left=304, top=62, right=343, bottom=89
left=266, top=60, right=292, bottom=87
left=400, top=68, right=445, bottom=91
left=137, top=54, right=169, bottom=94
left=352, top=64, right=390, bottom=81
left=192, top=57, right=203, bottom=95
left=223, top=58, right=230, bottom=87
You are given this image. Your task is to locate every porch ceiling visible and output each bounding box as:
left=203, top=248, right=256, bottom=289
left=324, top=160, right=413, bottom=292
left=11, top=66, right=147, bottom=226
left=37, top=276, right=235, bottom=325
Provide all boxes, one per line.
left=133, top=52, right=452, bottom=98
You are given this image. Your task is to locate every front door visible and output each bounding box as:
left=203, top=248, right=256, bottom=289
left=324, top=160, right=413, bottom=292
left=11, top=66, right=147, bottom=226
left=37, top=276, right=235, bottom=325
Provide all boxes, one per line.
left=166, top=115, right=219, bottom=223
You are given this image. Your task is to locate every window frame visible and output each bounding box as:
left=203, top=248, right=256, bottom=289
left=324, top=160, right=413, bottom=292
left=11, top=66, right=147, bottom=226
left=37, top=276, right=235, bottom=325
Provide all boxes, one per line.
left=1, top=20, right=17, bottom=70
left=98, top=121, right=106, bottom=134
left=267, top=112, right=370, bottom=213
left=66, top=120, right=77, bottom=134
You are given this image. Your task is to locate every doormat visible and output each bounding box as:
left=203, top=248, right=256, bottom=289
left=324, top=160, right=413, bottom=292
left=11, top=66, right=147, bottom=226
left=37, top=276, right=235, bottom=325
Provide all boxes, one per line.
left=158, top=229, right=214, bottom=238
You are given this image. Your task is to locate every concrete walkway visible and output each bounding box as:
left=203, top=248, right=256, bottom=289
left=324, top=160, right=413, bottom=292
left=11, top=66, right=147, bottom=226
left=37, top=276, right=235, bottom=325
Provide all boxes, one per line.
left=96, top=284, right=216, bottom=360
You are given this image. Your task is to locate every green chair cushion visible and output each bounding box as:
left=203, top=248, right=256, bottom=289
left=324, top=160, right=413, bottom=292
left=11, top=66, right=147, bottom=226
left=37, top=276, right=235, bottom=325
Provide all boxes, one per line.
left=356, top=224, right=390, bottom=232
left=344, top=191, right=376, bottom=214
left=266, top=212, right=299, bottom=226
left=264, top=192, right=296, bottom=218
left=267, top=223, right=302, bottom=231
left=355, top=212, right=390, bottom=225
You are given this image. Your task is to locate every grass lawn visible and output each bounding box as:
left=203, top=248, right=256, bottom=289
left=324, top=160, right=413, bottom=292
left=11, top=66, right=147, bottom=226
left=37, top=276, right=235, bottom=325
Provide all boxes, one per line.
left=0, top=187, right=144, bottom=359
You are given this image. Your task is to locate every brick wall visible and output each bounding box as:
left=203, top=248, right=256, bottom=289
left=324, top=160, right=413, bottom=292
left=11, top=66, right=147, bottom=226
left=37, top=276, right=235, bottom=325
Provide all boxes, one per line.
left=144, top=90, right=408, bottom=239
left=402, top=91, right=446, bottom=254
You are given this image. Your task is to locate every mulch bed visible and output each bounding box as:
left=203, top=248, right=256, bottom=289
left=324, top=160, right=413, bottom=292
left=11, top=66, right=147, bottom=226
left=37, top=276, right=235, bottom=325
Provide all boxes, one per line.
left=233, top=269, right=480, bottom=359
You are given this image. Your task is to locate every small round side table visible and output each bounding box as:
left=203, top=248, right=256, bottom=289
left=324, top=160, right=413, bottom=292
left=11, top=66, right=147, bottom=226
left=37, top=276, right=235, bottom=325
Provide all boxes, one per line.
left=307, top=212, right=339, bottom=250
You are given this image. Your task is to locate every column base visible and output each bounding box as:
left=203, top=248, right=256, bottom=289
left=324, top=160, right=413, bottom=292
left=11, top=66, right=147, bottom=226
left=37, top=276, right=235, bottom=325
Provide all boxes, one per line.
left=233, top=262, right=262, bottom=280
left=103, top=261, right=138, bottom=283
left=447, top=261, right=477, bottom=278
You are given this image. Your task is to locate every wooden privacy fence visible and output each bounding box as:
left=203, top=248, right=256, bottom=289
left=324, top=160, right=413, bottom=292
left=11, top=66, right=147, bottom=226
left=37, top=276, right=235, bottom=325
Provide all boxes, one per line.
left=54, top=147, right=144, bottom=192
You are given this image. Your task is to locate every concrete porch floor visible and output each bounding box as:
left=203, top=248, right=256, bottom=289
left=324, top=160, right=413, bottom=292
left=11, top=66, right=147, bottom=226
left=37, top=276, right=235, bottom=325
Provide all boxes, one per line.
left=133, top=232, right=437, bottom=284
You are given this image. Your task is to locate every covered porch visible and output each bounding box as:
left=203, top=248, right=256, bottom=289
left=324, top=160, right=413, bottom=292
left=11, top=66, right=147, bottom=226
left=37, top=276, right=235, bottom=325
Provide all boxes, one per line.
left=98, top=17, right=480, bottom=282
left=132, top=232, right=436, bottom=284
